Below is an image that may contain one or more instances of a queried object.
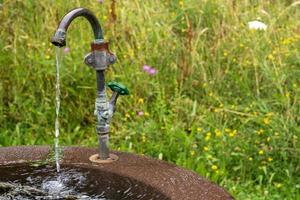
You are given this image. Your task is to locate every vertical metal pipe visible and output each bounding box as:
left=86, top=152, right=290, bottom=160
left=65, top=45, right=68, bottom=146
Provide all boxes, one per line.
left=95, top=70, right=109, bottom=159
left=96, top=70, right=105, bottom=94
left=98, top=134, right=109, bottom=160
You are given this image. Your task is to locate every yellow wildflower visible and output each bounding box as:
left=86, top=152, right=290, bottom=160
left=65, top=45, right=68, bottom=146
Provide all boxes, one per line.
left=213, top=108, right=220, bottom=113
left=285, top=92, right=290, bottom=97
left=197, top=127, right=202, bottom=132
left=205, top=132, right=211, bottom=141
left=229, top=130, right=237, bottom=137
left=259, top=150, right=264, bottom=155
left=190, top=150, right=196, bottom=156
left=248, top=157, right=253, bottom=161
left=263, top=118, right=270, bottom=125
left=203, top=146, right=209, bottom=151
left=225, top=128, right=231, bottom=133
left=215, top=129, right=222, bottom=137
left=205, top=135, right=210, bottom=141
left=256, top=129, right=264, bottom=135
left=144, top=112, right=150, bottom=117
left=229, top=132, right=235, bottom=137
left=266, top=112, right=274, bottom=117
left=211, top=165, right=218, bottom=171
left=268, top=157, right=273, bottom=162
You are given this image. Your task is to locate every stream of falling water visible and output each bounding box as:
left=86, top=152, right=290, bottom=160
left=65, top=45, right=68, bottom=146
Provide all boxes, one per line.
left=55, top=47, right=62, bottom=172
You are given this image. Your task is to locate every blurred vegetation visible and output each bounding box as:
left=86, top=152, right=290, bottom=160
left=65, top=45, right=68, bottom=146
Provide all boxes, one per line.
left=0, top=0, right=299, bottom=199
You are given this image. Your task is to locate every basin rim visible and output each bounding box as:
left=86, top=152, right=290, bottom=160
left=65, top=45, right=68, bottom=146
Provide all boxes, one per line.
left=0, top=145, right=234, bottom=200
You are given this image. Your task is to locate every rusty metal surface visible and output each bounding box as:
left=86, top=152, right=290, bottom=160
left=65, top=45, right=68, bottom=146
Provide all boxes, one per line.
left=0, top=146, right=234, bottom=200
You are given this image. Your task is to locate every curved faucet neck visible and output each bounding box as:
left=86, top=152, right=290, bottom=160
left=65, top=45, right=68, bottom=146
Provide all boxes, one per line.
left=51, top=7, right=103, bottom=47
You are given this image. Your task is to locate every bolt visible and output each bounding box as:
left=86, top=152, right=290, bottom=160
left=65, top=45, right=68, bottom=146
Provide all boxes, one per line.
left=87, top=58, right=93, bottom=64
left=109, top=55, right=116, bottom=64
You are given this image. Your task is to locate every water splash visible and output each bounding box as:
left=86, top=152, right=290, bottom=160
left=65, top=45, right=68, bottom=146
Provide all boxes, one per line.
left=55, top=47, right=62, bottom=172
left=0, top=164, right=166, bottom=199
left=0, top=165, right=106, bottom=199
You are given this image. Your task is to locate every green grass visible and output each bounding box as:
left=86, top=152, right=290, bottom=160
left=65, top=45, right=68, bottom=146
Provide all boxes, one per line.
left=0, top=0, right=299, bottom=199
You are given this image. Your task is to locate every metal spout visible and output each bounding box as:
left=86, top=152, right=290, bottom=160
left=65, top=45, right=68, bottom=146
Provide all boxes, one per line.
left=51, top=8, right=103, bottom=47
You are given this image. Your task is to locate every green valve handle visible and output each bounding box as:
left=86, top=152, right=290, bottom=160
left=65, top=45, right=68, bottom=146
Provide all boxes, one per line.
left=107, top=81, right=129, bottom=95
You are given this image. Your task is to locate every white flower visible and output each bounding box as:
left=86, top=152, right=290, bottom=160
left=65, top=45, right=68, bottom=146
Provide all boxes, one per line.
left=248, top=20, right=267, bottom=30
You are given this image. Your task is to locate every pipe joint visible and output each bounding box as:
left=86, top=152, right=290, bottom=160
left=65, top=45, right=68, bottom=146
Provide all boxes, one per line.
left=84, top=40, right=116, bottom=71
